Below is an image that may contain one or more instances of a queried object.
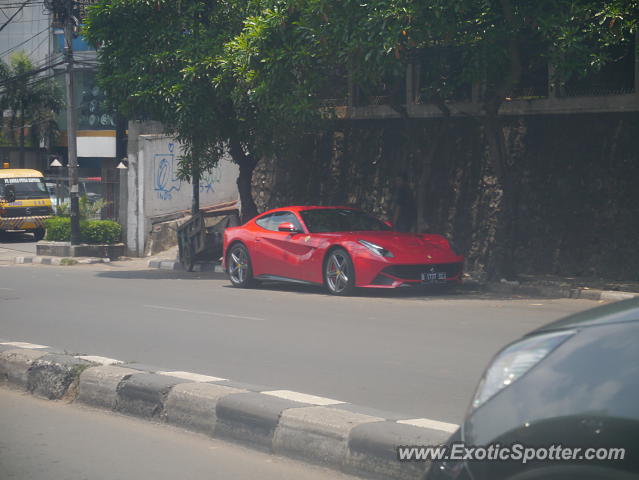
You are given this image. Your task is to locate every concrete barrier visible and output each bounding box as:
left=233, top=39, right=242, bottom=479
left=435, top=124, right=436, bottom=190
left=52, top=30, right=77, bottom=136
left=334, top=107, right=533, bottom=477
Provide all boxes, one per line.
left=77, top=365, right=139, bottom=409
left=165, top=383, right=246, bottom=435
left=115, top=373, right=186, bottom=419
left=0, top=344, right=451, bottom=480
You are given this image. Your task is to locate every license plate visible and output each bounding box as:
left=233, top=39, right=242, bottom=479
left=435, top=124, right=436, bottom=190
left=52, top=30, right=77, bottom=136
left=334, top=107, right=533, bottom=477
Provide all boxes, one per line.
left=421, top=271, right=447, bottom=283
left=21, top=223, right=36, bottom=229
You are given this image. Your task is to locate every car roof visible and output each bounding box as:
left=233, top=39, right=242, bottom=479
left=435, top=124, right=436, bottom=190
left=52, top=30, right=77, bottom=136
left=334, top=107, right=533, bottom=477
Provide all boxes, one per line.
left=532, top=297, right=639, bottom=333
left=259, top=206, right=359, bottom=215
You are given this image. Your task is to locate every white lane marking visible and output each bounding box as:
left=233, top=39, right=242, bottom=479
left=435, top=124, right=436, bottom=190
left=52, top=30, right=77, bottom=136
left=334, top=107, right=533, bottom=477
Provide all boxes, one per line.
left=143, top=304, right=264, bottom=322
left=75, top=355, right=123, bottom=366
left=0, top=341, right=49, bottom=349
left=397, top=418, right=459, bottom=433
left=157, top=371, right=227, bottom=383
left=262, top=390, right=345, bottom=406
left=0, top=287, right=15, bottom=290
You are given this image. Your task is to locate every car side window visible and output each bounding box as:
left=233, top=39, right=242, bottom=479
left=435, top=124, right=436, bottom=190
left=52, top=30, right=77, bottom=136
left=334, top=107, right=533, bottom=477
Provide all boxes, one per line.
left=255, top=214, right=274, bottom=230
left=255, top=211, right=303, bottom=232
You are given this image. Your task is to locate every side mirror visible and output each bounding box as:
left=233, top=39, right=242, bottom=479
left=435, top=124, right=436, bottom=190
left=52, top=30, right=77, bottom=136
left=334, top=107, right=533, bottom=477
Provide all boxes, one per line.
left=4, top=185, right=16, bottom=203
left=278, top=222, right=299, bottom=233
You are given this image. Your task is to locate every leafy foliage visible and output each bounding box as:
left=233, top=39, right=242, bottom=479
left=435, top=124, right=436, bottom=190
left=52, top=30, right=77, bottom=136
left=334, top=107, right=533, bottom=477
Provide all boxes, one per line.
left=0, top=52, right=63, bottom=155
left=82, top=220, right=121, bottom=244
left=83, top=0, right=637, bottom=229
left=44, top=216, right=71, bottom=241
left=55, top=195, right=108, bottom=220
left=225, top=0, right=638, bottom=111
left=83, top=0, right=318, bottom=218
left=44, top=217, right=121, bottom=244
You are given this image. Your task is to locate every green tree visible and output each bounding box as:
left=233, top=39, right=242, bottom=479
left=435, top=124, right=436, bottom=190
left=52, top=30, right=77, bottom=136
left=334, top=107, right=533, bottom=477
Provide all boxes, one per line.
left=0, top=52, right=63, bottom=166
left=85, top=0, right=316, bottom=220
left=226, top=0, right=638, bottom=276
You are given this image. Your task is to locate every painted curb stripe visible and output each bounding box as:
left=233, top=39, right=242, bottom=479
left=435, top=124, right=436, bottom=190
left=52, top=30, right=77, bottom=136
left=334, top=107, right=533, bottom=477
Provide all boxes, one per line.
left=0, top=341, right=49, bottom=349
left=75, top=355, right=123, bottom=365
left=157, top=371, right=227, bottom=383
left=397, top=417, right=459, bottom=433
left=262, top=390, right=345, bottom=406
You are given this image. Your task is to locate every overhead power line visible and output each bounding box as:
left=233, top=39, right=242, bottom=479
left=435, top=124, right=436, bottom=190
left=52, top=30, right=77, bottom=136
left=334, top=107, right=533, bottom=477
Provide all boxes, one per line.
left=0, top=26, right=48, bottom=58
left=0, top=59, right=66, bottom=88
left=0, top=0, right=32, bottom=34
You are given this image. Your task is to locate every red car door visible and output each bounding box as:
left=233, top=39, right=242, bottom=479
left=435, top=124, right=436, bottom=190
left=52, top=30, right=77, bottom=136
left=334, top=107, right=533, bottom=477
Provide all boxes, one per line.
left=252, top=211, right=313, bottom=280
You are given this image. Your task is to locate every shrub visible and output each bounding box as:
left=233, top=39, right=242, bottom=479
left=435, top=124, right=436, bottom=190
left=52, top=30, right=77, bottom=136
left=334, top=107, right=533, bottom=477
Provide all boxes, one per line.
left=44, top=217, right=121, bottom=244
left=44, top=217, right=71, bottom=241
left=82, top=220, right=121, bottom=244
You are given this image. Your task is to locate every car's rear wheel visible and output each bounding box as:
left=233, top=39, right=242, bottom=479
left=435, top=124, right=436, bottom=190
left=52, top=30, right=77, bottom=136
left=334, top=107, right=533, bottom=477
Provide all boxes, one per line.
left=227, top=243, right=255, bottom=288
left=324, top=248, right=355, bottom=295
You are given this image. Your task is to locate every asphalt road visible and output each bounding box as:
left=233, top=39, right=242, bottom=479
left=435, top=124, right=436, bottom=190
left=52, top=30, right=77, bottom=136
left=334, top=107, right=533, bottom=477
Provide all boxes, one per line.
left=0, top=263, right=595, bottom=424
left=0, top=234, right=37, bottom=266
left=0, top=387, right=358, bottom=480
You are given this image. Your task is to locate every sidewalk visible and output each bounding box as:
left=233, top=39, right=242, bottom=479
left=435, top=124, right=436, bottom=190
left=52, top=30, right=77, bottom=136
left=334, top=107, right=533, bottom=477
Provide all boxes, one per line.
left=470, top=272, right=639, bottom=302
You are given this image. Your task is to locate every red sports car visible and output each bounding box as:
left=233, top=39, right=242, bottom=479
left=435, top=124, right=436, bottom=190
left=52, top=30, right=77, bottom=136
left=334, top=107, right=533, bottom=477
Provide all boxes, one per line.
left=222, top=206, right=464, bottom=295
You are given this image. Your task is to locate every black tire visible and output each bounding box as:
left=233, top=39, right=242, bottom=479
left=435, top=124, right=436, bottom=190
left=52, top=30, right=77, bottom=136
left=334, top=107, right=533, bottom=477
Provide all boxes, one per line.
left=33, top=228, right=45, bottom=242
left=226, top=243, right=255, bottom=288
left=324, top=248, right=356, bottom=296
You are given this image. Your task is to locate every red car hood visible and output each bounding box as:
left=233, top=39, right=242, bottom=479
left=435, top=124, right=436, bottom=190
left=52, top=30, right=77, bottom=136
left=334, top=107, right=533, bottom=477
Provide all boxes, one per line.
left=330, top=231, right=461, bottom=263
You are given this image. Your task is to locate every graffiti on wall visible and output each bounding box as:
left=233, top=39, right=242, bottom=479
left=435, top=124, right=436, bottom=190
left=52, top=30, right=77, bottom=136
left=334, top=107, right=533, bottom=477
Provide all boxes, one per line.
left=153, top=142, right=223, bottom=200
left=153, top=153, right=181, bottom=200
left=200, top=167, right=222, bottom=194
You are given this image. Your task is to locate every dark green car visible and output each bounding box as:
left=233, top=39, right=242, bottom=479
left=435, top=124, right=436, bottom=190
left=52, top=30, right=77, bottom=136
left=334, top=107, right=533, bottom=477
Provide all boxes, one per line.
left=426, top=298, right=639, bottom=480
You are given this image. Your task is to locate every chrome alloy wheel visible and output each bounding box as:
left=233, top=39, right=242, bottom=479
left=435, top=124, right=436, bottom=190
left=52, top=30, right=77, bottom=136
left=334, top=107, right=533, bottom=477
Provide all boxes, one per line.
left=326, top=251, right=351, bottom=293
left=228, top=246, right=249, bottom=285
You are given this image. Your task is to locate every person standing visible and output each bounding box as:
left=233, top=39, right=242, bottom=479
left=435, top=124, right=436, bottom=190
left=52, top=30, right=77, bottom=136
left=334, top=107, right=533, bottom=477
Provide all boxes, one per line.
left=392, top=172, right=417, bottom=232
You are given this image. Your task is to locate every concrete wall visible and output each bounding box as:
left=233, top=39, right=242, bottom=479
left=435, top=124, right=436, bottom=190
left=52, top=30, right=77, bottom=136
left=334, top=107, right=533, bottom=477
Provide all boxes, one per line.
left=124, top=121, right=239, bottom=256
left=140, top=135, right=239, bottom=218
left=253, top=112, right=639, bottom=281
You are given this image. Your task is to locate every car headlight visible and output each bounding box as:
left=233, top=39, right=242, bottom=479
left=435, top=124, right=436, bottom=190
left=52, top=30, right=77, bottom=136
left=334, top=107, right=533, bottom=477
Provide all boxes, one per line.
left=470, top=330, right=576, bottom=411
left=358, top=240, right=394, bottom=258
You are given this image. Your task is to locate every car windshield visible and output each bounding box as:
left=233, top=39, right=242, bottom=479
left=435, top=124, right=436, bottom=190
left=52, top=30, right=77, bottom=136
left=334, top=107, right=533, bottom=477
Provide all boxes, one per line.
left=300, top=209, right=391, bottom=233
left=0, top=177, right=49, bottom=200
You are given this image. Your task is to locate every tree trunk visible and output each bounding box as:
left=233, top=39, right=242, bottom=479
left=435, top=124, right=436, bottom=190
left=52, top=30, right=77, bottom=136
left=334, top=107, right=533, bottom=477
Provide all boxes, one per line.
left=416, top=98, right=450, bottom=233
left=479, top=0, right=522, bottom=279
left=229, top=138, right=258, bottom=223
left=483, top=112, right=516, bottom=279
left=191, top=157, right=200, bottom=215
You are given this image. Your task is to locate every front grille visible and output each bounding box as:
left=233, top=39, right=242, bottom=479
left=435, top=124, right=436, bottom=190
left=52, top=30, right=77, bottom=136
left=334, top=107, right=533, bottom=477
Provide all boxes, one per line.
left=2, top=206, right=53, bottom=218
left=371, top=274, right=396, bottom=286
left=383, top=262, right=463, bottom=280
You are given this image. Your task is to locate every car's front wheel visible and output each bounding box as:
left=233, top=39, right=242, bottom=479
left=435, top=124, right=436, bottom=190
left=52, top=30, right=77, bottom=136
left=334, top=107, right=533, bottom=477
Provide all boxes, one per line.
left=226, top=243, right=255, bottom=288
left=324, top=248, right=356, bottom=295
left=33, top=228, right=45, bottom=242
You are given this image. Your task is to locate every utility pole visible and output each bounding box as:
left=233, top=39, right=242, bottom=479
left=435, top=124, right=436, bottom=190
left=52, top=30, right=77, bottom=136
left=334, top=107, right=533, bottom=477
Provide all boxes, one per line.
left=63, top=0, right=80, bottom=244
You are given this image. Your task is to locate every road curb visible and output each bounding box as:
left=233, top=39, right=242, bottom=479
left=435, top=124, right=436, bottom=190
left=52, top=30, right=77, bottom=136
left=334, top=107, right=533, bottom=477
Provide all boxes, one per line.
left=14, top=256, right=111, bottom=265
left=77, top=365, right=139, bottom=410
left=0, top=343, right=451, bottom=480
left=483, top=280, right=638, bottom=302
left=147, top=258, right=224, bottom=273
left=273, top=406, right=384, bottom=470
left=115, top=372, right=185, bottom=420
left=27, top=354, right=92, bottom=400
left=165, top=383, right=247, bottom=436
